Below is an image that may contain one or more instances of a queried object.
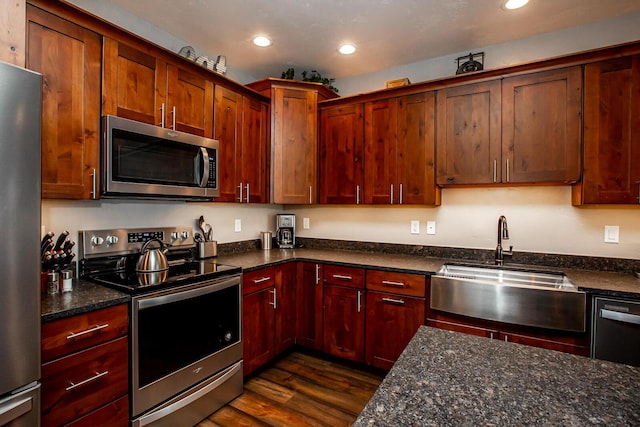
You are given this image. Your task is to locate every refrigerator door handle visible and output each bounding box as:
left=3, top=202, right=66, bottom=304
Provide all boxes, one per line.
left=0, top=396, right=33, bottom=425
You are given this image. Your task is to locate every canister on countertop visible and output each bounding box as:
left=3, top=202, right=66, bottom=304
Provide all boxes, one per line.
left=46, top=271, right=59, bottom=295
left=260, top=231, right=272, bottom=250
left=61, top=270, right=73, bottom=292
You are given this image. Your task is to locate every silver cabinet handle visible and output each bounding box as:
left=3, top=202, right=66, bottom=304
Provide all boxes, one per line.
left=269, top=288, right=277, bottom=309
left=489, top=332, right=495, bottom=339
left=381, top=280, right=405, bottom=288
left=382, top=297, right=405, bottom=305
left=504, top=335, right=509, bottom=342
left=399, top=184, right=403, bottom=204
left=601, top=308, right=640, bottom=325
left=238, top=182, right=243, bottom=203
left=159, top=103, right=165, bottom=128
left=309, top=186, right=313, bottom=204
left=390, top=184, right=394, bottom=204
left=90, top=168, right=97, bottom=200
left=66, top=323, right=110, bottom=340
left=636, top=180, right=639, bottom=203
left=252, top=276, right=272, bottom=284
left=493, top=159, right=497, bottom=183
left=332, top=274, right=353, bottom=281
left=356, top=185, right=360, bottom=204
left=171, top=106, right=177, bottom=130
left=357, top=290, right=362, bottom=313
left=66, top=370, right=109, bottom=391
left=315, top=264, right=320, bottom=285
left=506, top=158, right=510, bottom=182
left=245, top=183, right=250, bottom=203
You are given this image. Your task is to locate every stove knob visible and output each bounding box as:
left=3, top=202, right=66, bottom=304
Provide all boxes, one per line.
left=181, top=231, right=190, bottom=239
left=91, top=235, right=105, bottom=246
left=170, top=232, right=178, bottom=240
left=106, top=235, right=119, bottom=245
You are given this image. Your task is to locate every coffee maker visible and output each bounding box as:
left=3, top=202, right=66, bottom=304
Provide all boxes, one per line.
left=276, top=214, right=295, bottom=248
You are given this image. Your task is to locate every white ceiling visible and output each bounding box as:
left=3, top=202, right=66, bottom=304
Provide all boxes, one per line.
left=88, top=0, right=640, bottom=81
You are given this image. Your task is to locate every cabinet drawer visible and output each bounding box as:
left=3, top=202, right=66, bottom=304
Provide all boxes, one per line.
left=42, top=336, right=128, bottom=427
left=366, top=270, right=425, bottom=297
left=65, top=395, right=129, bottom=427
left=243, top=267, right=276, bottom=295
left=323, top=265, right=365, bottom=289
left=42, top=304, right=128, bottom=362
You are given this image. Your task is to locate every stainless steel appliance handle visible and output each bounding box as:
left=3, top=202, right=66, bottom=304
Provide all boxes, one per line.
left=381, top=280, right=405, bottom=288
left=138, top=275, right=240, bottom=310
left=382, top=297, right=405, bottom=305
left=198, top=147, right=210, bottom=188
left=601, top=308, right=640, bottom=325
left=136, top=362, right=242, bottom=427
left=66, top=323, right=109, bottom=340
left=315, top=264, right=320, bottom=284
left=332, top=274, right=353, bottom=281
left=66, top=370, right=109, bottom=391
left=238, top=182, right=243, bottom=202
left=357, top=290, right=362, bottom=313
left=0, top=396, right=33, bottom=425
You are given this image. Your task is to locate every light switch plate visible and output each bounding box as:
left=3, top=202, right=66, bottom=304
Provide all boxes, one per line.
left=426, top=221, right=436, bottom=235
left=604, top=225, right=619, bottom=243
left=234, top=219, right=241, bottom=232
left=410, top=220, right=420, bottom=234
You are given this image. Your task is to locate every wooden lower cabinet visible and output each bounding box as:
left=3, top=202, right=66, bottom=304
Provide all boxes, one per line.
left=323, top=284, right=365, bottom=362
left=296, top=262, right=323, bottom=350
left=275, top=262, right=297, bottom=353
left=41, top=304, right=129, bottom=426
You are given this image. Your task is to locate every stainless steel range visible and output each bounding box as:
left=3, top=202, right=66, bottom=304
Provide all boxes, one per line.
left=79, top=226, right=243, bottom=427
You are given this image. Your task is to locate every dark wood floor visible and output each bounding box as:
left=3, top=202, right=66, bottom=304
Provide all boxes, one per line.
left=197, top=352, right=385, bottom=427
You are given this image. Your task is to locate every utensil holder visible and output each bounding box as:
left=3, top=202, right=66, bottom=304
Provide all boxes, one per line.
left=196, top=241, right=217, bottom=259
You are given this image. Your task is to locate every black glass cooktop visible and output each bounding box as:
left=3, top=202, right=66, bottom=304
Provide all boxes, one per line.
left=84, top=258, right=241, bottom=294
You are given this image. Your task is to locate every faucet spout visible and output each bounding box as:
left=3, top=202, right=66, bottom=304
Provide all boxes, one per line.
left=496, top=215, right=514, bottom=265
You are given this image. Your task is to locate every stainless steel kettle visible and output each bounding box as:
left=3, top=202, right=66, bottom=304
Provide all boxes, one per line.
left=136, top=238, right=169, bottom=272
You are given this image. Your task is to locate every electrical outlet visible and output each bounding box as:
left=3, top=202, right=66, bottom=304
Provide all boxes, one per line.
left=410, top=220, right=420, bottom=234
left=234, top=219, right=241, bottom=232
left=303, top=217, right=310, bottom=229
left=426, top=221, right=436, bottom=235
left=604, top=225, right=619, bottom=243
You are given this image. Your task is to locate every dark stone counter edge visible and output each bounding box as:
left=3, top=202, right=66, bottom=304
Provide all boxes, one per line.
left=41, top=294, right=130, bottom=323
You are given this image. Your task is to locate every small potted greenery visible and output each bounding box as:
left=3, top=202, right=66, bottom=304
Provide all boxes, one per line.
left=280, top=68, right=339, bottom=93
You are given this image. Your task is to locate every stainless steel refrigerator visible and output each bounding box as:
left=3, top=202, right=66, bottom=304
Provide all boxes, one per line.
left=0, top=61, right=42, bottom=426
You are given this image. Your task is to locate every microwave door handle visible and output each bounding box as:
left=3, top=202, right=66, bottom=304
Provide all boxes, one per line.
left=198, top=147, right=210, bottom=187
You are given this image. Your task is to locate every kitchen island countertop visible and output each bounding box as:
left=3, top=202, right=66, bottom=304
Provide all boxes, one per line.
left=354, top=325, right=640, bottom=426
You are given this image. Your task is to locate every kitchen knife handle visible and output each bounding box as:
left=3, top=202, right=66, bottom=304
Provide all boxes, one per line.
left=66, top=323, right=110, bottom=340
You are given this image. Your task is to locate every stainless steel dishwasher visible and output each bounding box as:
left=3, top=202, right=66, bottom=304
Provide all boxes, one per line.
left=592, top=296, right=640, bottom=367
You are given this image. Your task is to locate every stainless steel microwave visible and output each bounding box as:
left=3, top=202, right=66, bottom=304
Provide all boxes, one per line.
left=101, top=115, right=219, bottom=200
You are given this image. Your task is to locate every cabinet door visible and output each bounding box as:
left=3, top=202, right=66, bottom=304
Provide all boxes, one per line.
left=502, top=66, right=582, bottom=183
left=296, top=262, right=323, bottom=350
left=241, top=97, right=269, bottom=203
left=102, top=38, right=167, bottom=126
left=436, top=80, right=501, bottom=185
left=365, top=291, right=425, bottom=370
left=577, top=56, right=640, bottom=204
left=242, top=287, right=275, bottom=376
left=397, top=92, right=438, bottom=205
left=323, top=284, right=365, bottom=362
left=426, top=318, right=499, bottom=339
left=272, top=87, right=318, bottom=204
left=275, top=263, right=297, bottom=354
left=27, top=5, right=101, bottom=200
left=364, top=98, right=398, bottom=204
left=319, top=103, right=364, bottom=204
left=166, top=63, right=214, bottom=137
left=214, top=85, right=242, bottom=202
left=499, top=332, right=588, bottom=356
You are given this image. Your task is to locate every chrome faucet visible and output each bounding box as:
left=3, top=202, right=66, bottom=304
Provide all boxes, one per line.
left=496, top=215, right=514, bottom=266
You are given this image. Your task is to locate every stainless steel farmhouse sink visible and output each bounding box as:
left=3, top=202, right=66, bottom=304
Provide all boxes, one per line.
left=431, top=263, right=586, bottom=332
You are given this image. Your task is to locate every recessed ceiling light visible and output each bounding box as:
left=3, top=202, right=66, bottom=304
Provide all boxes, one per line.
left=503, top=0, right=529, bottom=9
left=253, top=36, right=271, bottom=47
left=339, top=43, right=356, bottom=55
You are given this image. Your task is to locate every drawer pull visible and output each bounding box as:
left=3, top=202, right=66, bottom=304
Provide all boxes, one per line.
left=381, top=280, right=405, bottom=288
left=252, top=276, right=272, bottom=284
left=66, top=323, right=109, bottom=340
left=65, top=370, right=109, bottom=391
left=382, top=297, right=405, bottom=305
left=332, top=274, right=353, bottom=281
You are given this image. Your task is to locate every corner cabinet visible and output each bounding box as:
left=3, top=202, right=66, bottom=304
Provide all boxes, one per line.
left=213, top=85, right=269, bottom=203
left=247, top=78, right=338, bottom=204
left=103, top=38, right=214, bottom=137
left=296, top=262, right=324, bottom=350
left=27, top=4, right=101, bottom=200
left=573, top=55, right=640, bottom=205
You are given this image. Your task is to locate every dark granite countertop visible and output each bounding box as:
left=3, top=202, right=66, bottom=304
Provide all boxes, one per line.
left=43, top=247, right=640, bottom=322
left=41, top=278, right=129, bottom=322
left=354, top=326, right=640, bottom=426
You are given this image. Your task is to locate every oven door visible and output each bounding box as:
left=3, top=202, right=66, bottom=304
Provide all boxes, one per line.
left=131, top=274, right=242, bottom=417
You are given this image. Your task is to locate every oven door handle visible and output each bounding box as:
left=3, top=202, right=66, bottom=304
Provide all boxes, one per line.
left=134, top=361, right=242, bottom=427
left=137, top=275, right=239, bottom=310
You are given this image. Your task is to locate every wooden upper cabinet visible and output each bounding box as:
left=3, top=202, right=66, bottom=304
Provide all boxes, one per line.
left=364, top=98, right=398, bottom=204
left=319, top=103, right=364, bottom=204
left=27, top=5, right=101, bottom=200
left=241, top=97, right=269, bottom=203
left=102, top=38, right=166, bottom=126
left=502, top=66, right=582, bottom=183
left=103, top=38, right=214, bottom=137
left=436, top=79, right=502, bottom=185
left=214, top=86, right=242, bottom=202
left=574, top=56, right=640, bottom=205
